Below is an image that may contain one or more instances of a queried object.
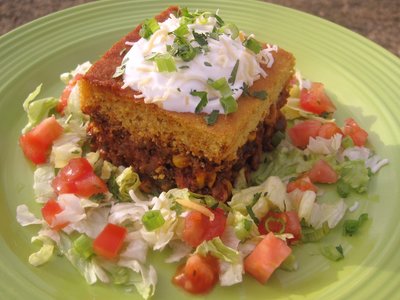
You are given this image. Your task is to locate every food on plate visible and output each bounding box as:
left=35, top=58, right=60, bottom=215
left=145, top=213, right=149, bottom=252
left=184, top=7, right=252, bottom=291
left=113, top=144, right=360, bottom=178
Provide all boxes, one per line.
left=16, top=6, right=389, bottom=300
left=79, top=5, right=295, bottom=201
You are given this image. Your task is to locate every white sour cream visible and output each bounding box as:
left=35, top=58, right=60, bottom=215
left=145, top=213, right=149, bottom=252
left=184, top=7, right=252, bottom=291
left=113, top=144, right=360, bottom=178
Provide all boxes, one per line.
left=122, top=13, right=277, bottom=114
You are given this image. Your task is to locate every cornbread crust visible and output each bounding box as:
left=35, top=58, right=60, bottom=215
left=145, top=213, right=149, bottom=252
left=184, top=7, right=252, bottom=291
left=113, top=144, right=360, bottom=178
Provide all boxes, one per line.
left=81, top=6, right=295, bottom=163
left=80, top=6, right=295, bottom=199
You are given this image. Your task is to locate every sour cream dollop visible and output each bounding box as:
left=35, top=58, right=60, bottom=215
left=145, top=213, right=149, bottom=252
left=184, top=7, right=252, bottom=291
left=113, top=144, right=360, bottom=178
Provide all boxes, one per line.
left=122, top=12, right=277, bottom=114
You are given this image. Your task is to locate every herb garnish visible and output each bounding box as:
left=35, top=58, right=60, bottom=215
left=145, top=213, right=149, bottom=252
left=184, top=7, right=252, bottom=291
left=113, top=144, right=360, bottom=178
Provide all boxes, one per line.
left=243, top=37, right=262, bottom=54
left=139, top=18, right=160, bottom=39
left=112, top=56, right=129, bottom=78
left=252, top=90, right=268, bottom=100
left=204, top=61, right=212, bottom=67
left=204, top=110, right=219, bottom=125
left=191, top=91, right=208, bottom=113
left=192, top=31, right=208, bottom=46
left=228, top=59, right=239, bottom=84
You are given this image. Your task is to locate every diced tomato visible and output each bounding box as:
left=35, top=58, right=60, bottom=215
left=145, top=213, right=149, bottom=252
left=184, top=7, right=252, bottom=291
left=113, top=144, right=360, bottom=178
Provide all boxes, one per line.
left=19, top=116, right=63, bottom=164
left=173, top=254, right=219, bottom=294
left=52, top=157, right=108, bottom=197
left=182, top=211, right=208, bottom=247
left=93, top=223, right=127, bottom=259
left=308, top=159, right=338, bottom=184
left=202, top=208, right=227, bottom=241
left=318, top=122, right=343, bottom=139
left=287, top=176, right=317, bottom=193
left=299, top=82, right=336, bottom=115
left=182, top=208, right=226, bottom=247
left=57, top=74, right=83, bottom=113
left=41, top=199, right=68, bottom=230
left=57, top=158, right=94, bottom=182
left=288, top=120, right=322, bottom=149
left=74, top=174, right=108, bottom=197
left=284, top=211, right=302, bottom=242
left=258, top=211, right=302, bottom=243
left=343, top=118, right=368, bottom=146
left=244, top=232, right=292, bottom=284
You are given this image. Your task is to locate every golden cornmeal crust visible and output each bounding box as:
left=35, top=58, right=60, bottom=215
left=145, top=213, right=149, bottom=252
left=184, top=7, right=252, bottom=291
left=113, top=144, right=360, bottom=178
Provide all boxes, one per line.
left=80, top=6, right=295, bottom=163
left=79, top=6, right=295, bottom=200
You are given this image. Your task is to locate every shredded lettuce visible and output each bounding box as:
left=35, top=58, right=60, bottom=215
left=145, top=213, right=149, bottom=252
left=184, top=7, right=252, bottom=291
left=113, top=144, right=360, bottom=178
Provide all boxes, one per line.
left=195, top=237, right=240, bottom=264
left=339, top=160, right=370, bottom=193
left=33, top=164, right=56, bottom=203
left=22, top=84, right=59, bottom=133
left=115, top=167, right=141, bottom=202
left=29, top=236, right=55, bottom=266
left=16, top=204, right=42, bottom=226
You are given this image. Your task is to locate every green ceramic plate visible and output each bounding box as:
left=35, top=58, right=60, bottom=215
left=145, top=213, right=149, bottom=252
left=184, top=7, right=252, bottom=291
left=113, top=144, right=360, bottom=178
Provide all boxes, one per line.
left=0, top=0, right=399, bottom=299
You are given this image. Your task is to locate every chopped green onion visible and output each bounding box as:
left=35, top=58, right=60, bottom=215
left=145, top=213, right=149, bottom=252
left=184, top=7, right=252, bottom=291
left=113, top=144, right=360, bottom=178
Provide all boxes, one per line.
left=192, top=31, right=208, bottom=46
left=144, top=52, right=160, bottom=61
left=207, top=77, right=232, bottom=97
left=220, top=95, right=238, bottom=114
left=245, top=192, right=262, bottom=225
left=142, top=210, right=165, bottom=231
left=213, top=14, right=225, bottom=26
left=73, top=234, right=93, bottom=259
left=204, top=110, right=219, bottom=125
left=302, top=222, right=330, bottom=242
left=320, top=244, right=344, bottom=261
left=343, top=213, right=368, bottom=236
left=173, top=24, right=189, bottom=37
left=337, top=179, right=351, bottom=198
left=219, top=23, right=239, bottom=39
left=252, top=90, right=268, bottom=100
left=228, top=60, right=239, bottom=85
left=209, top=28, right=220, bottom=41
left=191, top=91, right=208, bottom=113
left=169, top=36, right=198, bottom=62
left=244, top=37, right=262, bottom=54
left=342, top=136, right=354, bottom=148
left=139, top=18, right=160, bottom=39
left=179, top=65, right=190, bottom=69
left=155, top=53, right=177, bottom=72
left=264, top=216, right=286, bottom=234
left=204, top=61, right=212, bottom=67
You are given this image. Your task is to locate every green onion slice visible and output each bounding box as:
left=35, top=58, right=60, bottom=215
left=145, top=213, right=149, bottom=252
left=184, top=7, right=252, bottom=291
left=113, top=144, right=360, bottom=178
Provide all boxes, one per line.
left=204, top=110, right=219, bottom=125
left=142, top=210, right=165, bottom=231
left=228, top=60, right=240, bottom=85
left=320, top=244, right=345, bottom=261
left=73, top=234, right=93, bottom=259
left=139, top=18, right=160, bottom=39
left=173, top=24, right=189, bottom=37
left=207, top=77, right=232, bottom=97
left=191, top=91, right=208, bottom=113
left=343, top=213, right=368, bottom=236
left=219, top=23, right=239, bottom=39
left=155, top=53, right=177, bottom=72
left=264, top=216, right=286, bottom=234
left=252, top=90, right=268, bottom=100
left=220, top=95, right=238, bottom=114
left=244, top=37, right=262, bottom=54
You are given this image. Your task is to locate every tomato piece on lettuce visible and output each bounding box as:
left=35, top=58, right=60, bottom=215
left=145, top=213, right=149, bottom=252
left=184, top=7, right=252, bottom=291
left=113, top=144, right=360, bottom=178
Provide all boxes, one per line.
left=41, top=199, right=68, bottom=230
left=287, top=176, right=317, bottom=193
left=93, top=223, right=127, bottom=259
left=57, top=74, right=83, bottom=113
left=173, top=254, right=219, bottom=294
left=288, top=120, right=322, bottom=149
left=244, top=232, right=292, bottom=283
left=318, top=122, right=343, bottom=139
left=308, top=159, right=338, bottom=184
left=299, top=82, right=336, bottom=115
left=343, top=118, right=368, bottom=146
left=258, top=211, right=302, bottom=243
left=19, top=116, right=63, bottom=164
left=52, top=157, right=108, bottom=197
left=182, top=208, right=226, bottom=247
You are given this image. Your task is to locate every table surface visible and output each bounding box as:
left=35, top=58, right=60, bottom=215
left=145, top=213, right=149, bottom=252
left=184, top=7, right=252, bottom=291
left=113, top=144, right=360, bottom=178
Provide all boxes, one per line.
left=1, top=0, right=399, bottom=57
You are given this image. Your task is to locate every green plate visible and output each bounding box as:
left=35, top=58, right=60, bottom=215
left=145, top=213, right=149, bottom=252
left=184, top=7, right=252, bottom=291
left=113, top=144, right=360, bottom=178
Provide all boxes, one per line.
left=1, top=0, right=399, bottom=299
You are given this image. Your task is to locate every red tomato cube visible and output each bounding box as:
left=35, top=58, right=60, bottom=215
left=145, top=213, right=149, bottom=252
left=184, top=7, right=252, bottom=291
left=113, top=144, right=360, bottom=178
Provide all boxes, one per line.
left=93, top=223, right=127, bottom=259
